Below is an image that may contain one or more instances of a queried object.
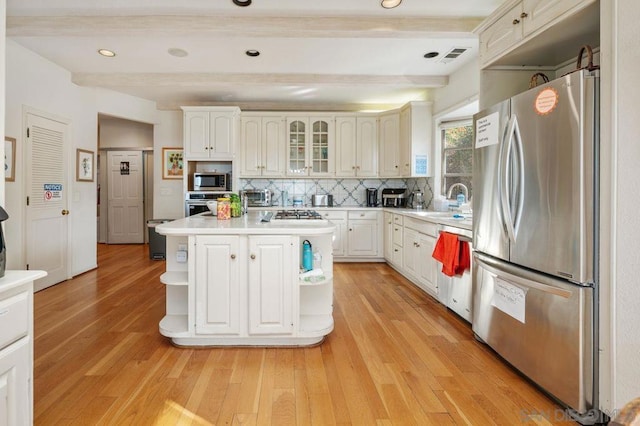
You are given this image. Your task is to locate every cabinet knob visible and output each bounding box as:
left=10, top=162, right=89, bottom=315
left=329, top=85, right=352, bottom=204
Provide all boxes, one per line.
left=231, top=254, right=236, bottom=259
left=205, top=146, right=209, bottom=150
left=512, top=18, right=520, bottom=25
left=520, top=12, right=528, bottom=19
left=388, top=221, right=391, bottom=224
left=360, top=213, right=365, bottom=217
left=394, top=248, right=398, bottom=252
left=352, top=166, right=356, bottom=169
left=349, top=228, right=353, bottom=231
left=395, top=165, right=398, bottom=168
left=250, top=254, right=256, bottom=260
left=61, top=209, right=70, bottom=215
left=453, top=298, right=458, bottom=303
left=416, top=243, right=420, bottom=248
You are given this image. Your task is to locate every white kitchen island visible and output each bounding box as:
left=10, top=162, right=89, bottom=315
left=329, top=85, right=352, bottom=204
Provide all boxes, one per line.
left=155, top=211, right=335, bottom=347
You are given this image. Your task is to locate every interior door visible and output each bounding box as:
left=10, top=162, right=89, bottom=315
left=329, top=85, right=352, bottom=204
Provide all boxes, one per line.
left=107, top=151, right=144, bottom=244
left=25, top=112, right=70, bottom=291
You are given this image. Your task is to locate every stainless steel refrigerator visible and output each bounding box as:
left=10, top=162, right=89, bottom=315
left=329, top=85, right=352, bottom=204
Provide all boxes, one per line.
left=472, top=69, right=600, bottom=424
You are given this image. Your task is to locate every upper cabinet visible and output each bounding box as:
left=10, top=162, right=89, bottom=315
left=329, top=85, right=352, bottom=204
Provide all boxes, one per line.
left=335, top=116, right=378, bottom=178
left=479, top=0, right=597, bottom=68
left=240, top=115, right=286, bottom=177
left=399, top=101, right=432, bottom=177
left=286, top=116, right=334, bottom=177
left=378, top=111, right=401, bottom=177
left=182, top=107, right=240, bottom=160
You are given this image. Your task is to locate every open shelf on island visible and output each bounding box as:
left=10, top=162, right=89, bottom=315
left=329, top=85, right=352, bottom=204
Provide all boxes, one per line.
left=299, top=314, right=334, bottom=335
left=298, top=274, right=332, bottom=286
left=160, top=271, right=188, bottom=286
left=159, top=315, right=189, bottom=336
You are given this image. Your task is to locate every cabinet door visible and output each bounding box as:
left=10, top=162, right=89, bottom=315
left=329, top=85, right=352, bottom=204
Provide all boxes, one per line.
left=0, top=339, right=31, bottom=426
left=286, top=118, right=309, bottom=175
left=383, top=212, right=393, bottom=261
left=348, top=219, right=378, bottom=256
left=240, top=116, right=262, bottom=176
left=184, top=111, right=210, bottom=159
left=356, top=116, right=378, bottom=177
left=335, top=117, right=357, bottom=177
left=522, top=0, right=587, bottom=37
left=402, top=228, right=419, bottom=278
left=331, top=220, right=347, bottom=257
left=399, top=107, right=411, bottom=176
left=248, top=236, right=294, bottom=335
left=209, top=113, right=235, bottom=158
left=479, top=3, right=524, bottom=66
left=417, top=233, right=438, bottom=294
left=262, top=116, right=286, bottom=177
left=378, top=112, right=400, bottom=177
left=195, top=236, right=241, bottom=335
left=309, top=116, right=334, bottom=176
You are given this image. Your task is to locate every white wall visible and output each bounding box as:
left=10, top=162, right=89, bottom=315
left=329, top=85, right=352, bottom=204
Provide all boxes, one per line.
left=4, top=40, right=162, bottom=276
left=609, top=0, right=640, bottom=409
left=153, top=110, right=184, bottom=220
left=99, top=117, right=153, bottom=149
left=432, top=58, right=479, bottom=116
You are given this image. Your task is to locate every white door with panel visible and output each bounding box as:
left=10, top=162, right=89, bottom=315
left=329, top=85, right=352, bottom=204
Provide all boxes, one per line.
left=248, top=236, right=295, bottom=335
left=183, top=107, right=238, bottom=160
left=25, top=112, right=70, bottom=291
left=378, top=112, right=400, bottom=177
left=195, top=236, right=241, bottom=335
left=107, top=151, right=144, bottom=244
left=335, top=116, right=378, bottom=177
left=240, top=115, right=286, bottom=177
left=347, top=211, right=379, bottom=257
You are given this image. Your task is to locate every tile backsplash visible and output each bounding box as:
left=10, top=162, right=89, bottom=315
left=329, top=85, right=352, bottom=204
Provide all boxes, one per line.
left=240, top=177, right=434, bottom=208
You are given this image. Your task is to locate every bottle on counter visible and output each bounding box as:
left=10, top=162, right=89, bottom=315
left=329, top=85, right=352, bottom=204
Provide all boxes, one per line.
left=217, top=197, right=231, bottom=220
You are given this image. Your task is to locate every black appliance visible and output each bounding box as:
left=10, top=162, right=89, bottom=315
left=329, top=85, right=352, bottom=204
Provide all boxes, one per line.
left=381, top=188, right=408, bottom=208
left=185, top=191, right=227, bottom=216
left=0, top=206, right=8, bottom=278
left=366, top=188, right=378, bottom=207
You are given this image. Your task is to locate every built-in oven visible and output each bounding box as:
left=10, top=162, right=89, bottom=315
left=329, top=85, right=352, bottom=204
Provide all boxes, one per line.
left=185, top=192, right=227, bottom=216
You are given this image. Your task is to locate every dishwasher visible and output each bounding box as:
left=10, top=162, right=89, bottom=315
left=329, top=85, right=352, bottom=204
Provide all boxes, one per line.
left=435, top=224, right=473, bottom=323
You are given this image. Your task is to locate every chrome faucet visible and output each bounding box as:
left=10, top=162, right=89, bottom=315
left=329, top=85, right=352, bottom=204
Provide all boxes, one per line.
left=447, top=183, right=469, bottom=201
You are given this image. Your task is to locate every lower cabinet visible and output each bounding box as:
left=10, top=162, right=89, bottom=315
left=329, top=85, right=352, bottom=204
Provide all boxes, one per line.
left=320, top=210, right=347, bottom=257
left=402, top=218, right=438, bottom=296
left=248, top=235, right=294, bottom=335
left=195, top=235, right=295, bottom=336
left=325, top=209, right=383, bottom=260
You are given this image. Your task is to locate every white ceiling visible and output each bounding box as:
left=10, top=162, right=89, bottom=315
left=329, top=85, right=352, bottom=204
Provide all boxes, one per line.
left=6, top=0, right=505, bottom=111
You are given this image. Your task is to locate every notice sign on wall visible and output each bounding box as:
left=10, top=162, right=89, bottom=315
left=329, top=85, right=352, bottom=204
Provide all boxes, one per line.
left=491, top=277, right=528, bottom=323
left=120, top=161, right=130, bottom=175
left=475, top=111, right=500, bottom=148
left=43, top=183, right=63, bottom=202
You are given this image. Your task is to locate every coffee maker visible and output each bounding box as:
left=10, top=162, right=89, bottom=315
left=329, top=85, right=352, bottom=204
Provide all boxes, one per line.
left=366, top=188, right=378, bottom=207
left=381, top=188, right=408, bottom=208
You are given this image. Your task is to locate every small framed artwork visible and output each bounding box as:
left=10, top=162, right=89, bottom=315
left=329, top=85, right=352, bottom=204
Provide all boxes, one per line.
left=4, top=137, right=16, bottom=182
left=76, top=149, right=94, bottom=182
left=162, top=147, right=184, bottom=179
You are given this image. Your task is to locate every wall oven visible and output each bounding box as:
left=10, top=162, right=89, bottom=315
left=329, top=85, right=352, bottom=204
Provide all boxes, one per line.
left=185, top=192, right=226, bottom=216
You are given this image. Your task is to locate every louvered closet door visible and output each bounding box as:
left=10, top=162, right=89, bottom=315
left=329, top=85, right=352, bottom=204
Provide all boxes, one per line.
left=25, top=113, right=70, bottom=291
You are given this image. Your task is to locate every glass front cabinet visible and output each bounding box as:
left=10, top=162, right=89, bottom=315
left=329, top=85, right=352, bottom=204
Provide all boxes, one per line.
left=286, top=116, right=333, bottom=176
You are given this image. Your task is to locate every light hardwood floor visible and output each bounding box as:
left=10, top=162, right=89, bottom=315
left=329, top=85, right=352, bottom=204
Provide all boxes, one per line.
left=33, top=244, right=575, bottom=425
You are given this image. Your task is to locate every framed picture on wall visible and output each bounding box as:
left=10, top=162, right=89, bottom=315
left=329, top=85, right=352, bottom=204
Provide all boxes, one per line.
left=4, top=137, right=16, bottom=182
left=76, top=149, right=94, bottom=182
left=162, top=147, right=183, bottom=179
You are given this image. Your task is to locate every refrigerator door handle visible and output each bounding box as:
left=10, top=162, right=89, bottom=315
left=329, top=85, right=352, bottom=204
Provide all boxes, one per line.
left=512, top=116, right=525, bottom=239
left=500, top=115, right=518, bottom=243
left=474, top=252, right=572, bottom=298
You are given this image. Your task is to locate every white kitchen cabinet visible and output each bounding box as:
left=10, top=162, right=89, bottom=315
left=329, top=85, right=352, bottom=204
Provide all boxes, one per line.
left=183, top=107, right=240, bottom=160
left=335, top=116, right=378, bottom=177
left=391, top=214, right=403, bottom=267
left=383, top=212, right=393, bottom=261
left=194, top=235, right=241, bottom=335
left=399, top=101, right=432, bottom=177
left=240, top=115, right=286, bottom=177
left=248, top=236, right=295, bottom=335
left=416, top=232, right=438, bottom=295
left=320, top=210, right=347, bottom=257
left=378, top=111, right=401, bottom=177
left=479, top=0, right=593, bottom=67
left=0, top=271, right=46, bottom=426
left=347, top=210, right=379, bottom=257
left=286, top=116, right=334, bottom=177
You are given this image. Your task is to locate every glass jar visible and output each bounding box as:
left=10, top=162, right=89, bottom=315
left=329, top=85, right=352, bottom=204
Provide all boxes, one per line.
left=216, top=197, right=231, bottom=220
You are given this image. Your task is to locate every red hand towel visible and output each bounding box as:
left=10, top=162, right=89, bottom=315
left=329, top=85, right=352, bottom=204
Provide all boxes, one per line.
left=432, top=232, right=470, bottom=277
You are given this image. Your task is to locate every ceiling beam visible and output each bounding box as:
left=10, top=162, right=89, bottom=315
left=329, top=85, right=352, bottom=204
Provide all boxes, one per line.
left=7, top=15, right=482, bottom=38
left=155, top=100, right=413, bottom=112
left=72, top=72, right=449, bottom=87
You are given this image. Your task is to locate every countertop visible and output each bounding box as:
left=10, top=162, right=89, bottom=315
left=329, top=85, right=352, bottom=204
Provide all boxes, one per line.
left=156, top=211, right=336, bottom=236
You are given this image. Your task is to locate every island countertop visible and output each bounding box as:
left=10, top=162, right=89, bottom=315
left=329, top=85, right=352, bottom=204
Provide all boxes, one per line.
left=156, top=211, right=336, bottom=236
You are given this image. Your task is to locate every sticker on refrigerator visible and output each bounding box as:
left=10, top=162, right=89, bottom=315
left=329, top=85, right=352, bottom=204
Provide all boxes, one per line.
left=491, top=277, right=528, bottom=323
left=475, top=111, right=500, bottom=148
left=534, top=87, right=559, bottom=115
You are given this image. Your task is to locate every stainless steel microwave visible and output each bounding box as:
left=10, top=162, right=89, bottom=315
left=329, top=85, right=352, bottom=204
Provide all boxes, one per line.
left=193, top=172, right=229, bottom=191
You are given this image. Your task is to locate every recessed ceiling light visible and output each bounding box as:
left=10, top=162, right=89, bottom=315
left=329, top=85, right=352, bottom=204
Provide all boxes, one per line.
left=381, top=0, right=402, bottom=9
left=423, top=51, right=439, bottom=59
left=233, top=0, right=252, bottom=6
left=98, top=49, right=116, bottom=57
left=168, top=48, right=188, bottom=58
left=245, top=50, right=260, bottom=57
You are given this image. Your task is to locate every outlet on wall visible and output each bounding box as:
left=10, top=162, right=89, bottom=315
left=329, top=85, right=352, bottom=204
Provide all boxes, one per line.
left=176, top=250, right=188, bottom=263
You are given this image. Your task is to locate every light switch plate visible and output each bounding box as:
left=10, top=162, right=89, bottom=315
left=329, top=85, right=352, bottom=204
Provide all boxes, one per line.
left=176, top=250, right=188, bottom=263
